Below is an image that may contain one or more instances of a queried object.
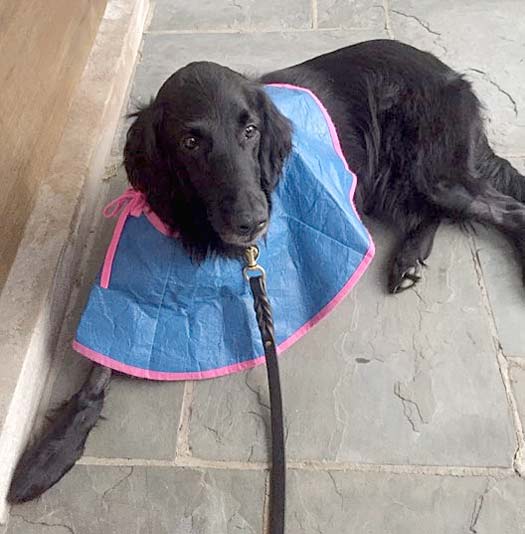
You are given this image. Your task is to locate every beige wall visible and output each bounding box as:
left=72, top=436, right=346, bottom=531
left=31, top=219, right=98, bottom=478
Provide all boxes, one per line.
left=0, top=0, right=107, bottom=289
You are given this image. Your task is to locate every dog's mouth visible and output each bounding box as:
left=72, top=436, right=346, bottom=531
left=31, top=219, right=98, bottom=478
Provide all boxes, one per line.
left=217, top=222, right=269, bottom=248
left=208, top=194, right=270, bottom=249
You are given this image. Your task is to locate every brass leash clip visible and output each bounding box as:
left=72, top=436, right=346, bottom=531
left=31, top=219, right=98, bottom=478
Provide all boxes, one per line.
left=243, top=245, right=266, bottom=281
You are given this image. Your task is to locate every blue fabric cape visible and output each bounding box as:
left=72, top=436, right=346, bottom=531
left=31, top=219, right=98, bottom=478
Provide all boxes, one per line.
left=74, top=85, right=375, bottom=380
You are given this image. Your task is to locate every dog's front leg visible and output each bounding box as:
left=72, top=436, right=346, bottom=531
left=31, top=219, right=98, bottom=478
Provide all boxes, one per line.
left=389, top=218, right=440, bottom=293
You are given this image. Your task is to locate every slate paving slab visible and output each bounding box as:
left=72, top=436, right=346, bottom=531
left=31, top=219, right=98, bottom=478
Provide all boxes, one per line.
left=130, top=29, right=388, bottom=104
left=10, top=467, right=525, bottom=534
left=284, top=471, right=525, bottom=534
left=317, top=0, right=386, bottom=30
left=149, top=0, right=313, bottom=32
left=6, top=466, right=265, bottom=534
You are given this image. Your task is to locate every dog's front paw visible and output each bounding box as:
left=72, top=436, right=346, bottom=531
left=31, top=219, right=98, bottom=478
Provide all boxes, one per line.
left=389, top=259, right=424, bottom=294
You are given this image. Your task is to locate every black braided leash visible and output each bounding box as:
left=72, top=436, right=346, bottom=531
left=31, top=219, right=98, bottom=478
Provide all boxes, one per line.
left=244, top=246, right=286, bottom=534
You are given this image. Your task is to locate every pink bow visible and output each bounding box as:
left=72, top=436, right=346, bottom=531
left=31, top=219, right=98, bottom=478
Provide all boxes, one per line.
left=100, top=188, right=147, bottom=289
left=103, top=187, right=147, bottom=219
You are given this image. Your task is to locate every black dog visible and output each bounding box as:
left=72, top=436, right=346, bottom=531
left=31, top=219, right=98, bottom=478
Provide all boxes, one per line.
left=9, top=39, right=525, bottom=503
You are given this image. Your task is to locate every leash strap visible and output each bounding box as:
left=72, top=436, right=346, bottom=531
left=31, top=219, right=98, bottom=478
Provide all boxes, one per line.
left=246, top=259, right=286, bottom=534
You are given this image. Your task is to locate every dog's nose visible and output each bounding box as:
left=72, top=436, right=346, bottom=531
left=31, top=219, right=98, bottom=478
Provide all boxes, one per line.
left=235, top=215, right=268, bottom=236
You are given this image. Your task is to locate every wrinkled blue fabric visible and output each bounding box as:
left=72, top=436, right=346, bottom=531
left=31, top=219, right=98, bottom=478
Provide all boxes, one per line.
left=74, top=85, right=374, bottom=379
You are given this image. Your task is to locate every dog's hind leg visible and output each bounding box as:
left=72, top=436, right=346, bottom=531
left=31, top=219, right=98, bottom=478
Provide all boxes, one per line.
left=389, top=218, right=440, bottom=293
left=429, top=182, right=525, bottom=286
left=478, top=141, right=525, bottom=203
left=7, top=363, right=111, bottom=503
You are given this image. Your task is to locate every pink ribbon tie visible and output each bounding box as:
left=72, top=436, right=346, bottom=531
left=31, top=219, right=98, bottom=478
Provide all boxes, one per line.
left=100, top=188, right=146, bottom=288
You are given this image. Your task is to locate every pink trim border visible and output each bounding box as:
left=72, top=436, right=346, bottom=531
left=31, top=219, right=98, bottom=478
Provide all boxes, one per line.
left=74, top=83, right=375, bottom=381
left=100, top=207, right=129, bottom=289
left=100, top=199, right=177, bottom=288
left=144, top=207, right=177, bottom=237
left=268, top=83, right=364, bottom=215
left=73, top=339, right=268, bottom=380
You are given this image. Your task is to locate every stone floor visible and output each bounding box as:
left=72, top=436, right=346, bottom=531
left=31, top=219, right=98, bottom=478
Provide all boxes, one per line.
left=4, top=0, right=525, bottom=532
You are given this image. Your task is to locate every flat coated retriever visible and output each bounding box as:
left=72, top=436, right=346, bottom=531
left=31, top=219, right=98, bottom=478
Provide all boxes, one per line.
left=9, top=39, right=525, bottom=504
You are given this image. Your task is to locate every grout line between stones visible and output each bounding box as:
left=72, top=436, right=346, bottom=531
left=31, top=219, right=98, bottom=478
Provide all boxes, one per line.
left=261, top=472, right=270, bottom=534
left=508, top=356, right=525, bottom=368
left=144, top=26, right=350, bottom=35
left=77, top=455, right=515, bottom=478
left=174, top=380, right=195, bottom=460
left=496, top=351, right=525, bottom=476
left=143, top=0, right=156, bottom=31
left=383, top=0, right=395, bottom=38
left=467, top=233, right=525, bottom=477
left=312, top=0, right=318, bottom=29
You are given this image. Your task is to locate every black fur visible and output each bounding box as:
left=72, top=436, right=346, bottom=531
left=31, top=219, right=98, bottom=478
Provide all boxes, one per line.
left=7, top=366, right=111, bottom=503
left=9, top=39, right=525, bottom=504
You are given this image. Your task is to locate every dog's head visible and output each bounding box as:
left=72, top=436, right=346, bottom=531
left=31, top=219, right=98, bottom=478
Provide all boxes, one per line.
left=124, top=62, right=292, bottom=259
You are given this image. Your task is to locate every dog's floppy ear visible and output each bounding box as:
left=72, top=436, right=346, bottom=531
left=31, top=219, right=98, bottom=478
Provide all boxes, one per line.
left=257, top=89, right=293, bottom=192
left=124, top=103, right=165, bottom=194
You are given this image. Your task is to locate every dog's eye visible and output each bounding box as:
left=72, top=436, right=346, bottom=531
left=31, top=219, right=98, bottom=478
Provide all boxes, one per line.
left=244, top=125, right=258, bottom=139
left=182, top=136, right=199, bottom=150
